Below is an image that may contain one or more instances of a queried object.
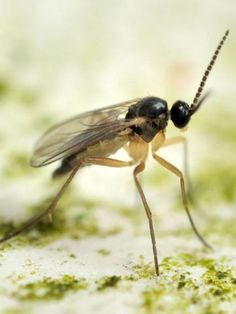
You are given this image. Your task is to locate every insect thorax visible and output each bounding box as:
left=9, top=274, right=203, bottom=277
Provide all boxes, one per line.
left=125, top=96, right=169, bottom=142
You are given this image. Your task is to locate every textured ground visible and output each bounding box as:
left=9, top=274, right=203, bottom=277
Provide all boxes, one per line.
left=0, top=1, right=236, bottom=314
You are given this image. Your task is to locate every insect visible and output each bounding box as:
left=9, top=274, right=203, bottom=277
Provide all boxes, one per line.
left=0, top=30, right=229, bottom=276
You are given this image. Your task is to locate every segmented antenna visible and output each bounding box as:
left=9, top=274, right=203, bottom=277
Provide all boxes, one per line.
left=191, top=30, right=229, bottom=109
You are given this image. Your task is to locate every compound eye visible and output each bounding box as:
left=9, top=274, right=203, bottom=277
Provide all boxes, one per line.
left=170, top=101, right=191, bottom=128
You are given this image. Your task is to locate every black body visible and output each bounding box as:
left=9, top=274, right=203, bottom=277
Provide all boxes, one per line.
left=54, top=96, right=194, bottom=177
left=125, top=96, right=169, bottom=142
left=125, top=96, right=193, bottom=142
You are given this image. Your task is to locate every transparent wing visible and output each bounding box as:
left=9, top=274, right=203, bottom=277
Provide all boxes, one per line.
left=31, top=98, right=141, bottom=167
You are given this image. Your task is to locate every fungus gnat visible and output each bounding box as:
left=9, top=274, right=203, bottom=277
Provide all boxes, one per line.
left=0, top=30, right=229, bottom=276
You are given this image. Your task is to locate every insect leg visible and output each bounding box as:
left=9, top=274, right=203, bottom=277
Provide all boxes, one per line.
left=0, top=163, right=82, bottom=244
left=161, top=136, right=185, bottom=147
left=133, top=162, right=159, bottom=276
left=160, top=136, right=192, bottom=195
left=152, top=152, right=212, bottom=250
left=78, top=157, right=161, bottom=275
left=153, top=134, right=188, bottom=185
left=0, top=157, right=135, bottom=244
left=84, top=157, right=135, bottom=167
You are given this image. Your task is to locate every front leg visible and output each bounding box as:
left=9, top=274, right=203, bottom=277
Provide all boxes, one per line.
left=152, top=152, right=212, bottom=250
left=152, top=133, right=192, bottom=199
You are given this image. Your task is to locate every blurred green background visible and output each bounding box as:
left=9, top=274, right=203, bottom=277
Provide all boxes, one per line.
left=0, top=1, right=235, bottom=314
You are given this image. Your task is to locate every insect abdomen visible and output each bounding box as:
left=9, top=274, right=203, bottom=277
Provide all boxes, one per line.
left=53, top=132, right=130, bottom=178
left=52, top=156, right=76, bottom=178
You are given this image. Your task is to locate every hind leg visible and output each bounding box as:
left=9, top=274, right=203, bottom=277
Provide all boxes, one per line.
left=0, top=157, right=135, bottom=244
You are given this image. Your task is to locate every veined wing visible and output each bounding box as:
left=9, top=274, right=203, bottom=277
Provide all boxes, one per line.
left=31, top=98, right=141, bottom=167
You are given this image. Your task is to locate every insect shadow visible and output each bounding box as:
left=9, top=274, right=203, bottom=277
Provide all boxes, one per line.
left=0, top=30, right=229, bottom=276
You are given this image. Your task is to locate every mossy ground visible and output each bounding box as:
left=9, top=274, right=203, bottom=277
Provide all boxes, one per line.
left=1, top=104, right=235, bottom=314
left=13, top=275, right=88, bottom=301
left=1, top=105, right=235, bottom=313
left=2, top=252, right=235, bottom=314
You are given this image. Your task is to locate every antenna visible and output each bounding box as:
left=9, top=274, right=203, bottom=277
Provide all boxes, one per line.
left=190, top=30, right=229, bottom=111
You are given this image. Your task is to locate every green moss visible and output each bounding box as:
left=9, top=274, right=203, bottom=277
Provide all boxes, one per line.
left=124, top=256, right=156, bottom=281
left=202, top=265, right=236, bottom=301
left=13, top=275, right=88, bottom=301
left=97, top=248, right=111, bottom=256
left=96, top=275, right=121, bottom=291
left=69, top=253, right=76, bottom=258
left=132, top=260, right=155, bottom=279
left=139, top=253, right=236, bottom=314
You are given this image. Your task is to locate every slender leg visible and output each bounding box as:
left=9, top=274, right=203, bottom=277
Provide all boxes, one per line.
left=0, top=163, right=82, bottom=244
left=152, top=134, right=187, bottom=181
left=161, top=136, right=192, bottom=198
left=0, top=157, right=135, bottom=244
left=133, top=162, right=159, bottom=276
left=81, top=157, right=160, bottom=276
left=84, top=157, right=135, bottom=167
left=152, top=153, right=212, bottom=250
